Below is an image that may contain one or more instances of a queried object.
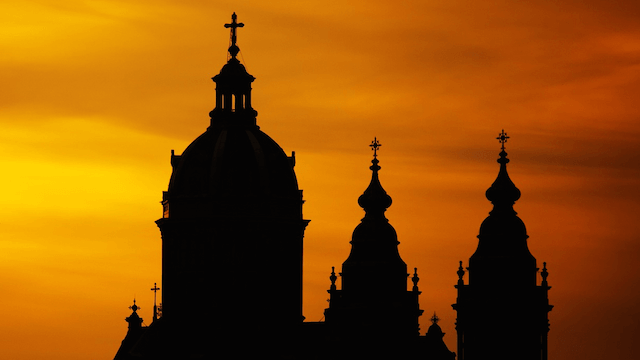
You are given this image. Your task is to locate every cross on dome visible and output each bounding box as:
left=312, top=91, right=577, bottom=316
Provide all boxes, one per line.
left=224, top=12, right=244, bottom=58
left=150, top=282, right=160, bottom=321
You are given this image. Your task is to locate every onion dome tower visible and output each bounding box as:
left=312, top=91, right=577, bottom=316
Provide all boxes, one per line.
left=154, top=13, right=308, bottom=357
left=452, top=131, right=553, bottom=360
left=324, top=139, right=423, bottom=358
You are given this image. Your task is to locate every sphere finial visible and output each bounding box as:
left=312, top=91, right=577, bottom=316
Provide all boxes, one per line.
left=129, top=299, right=139, bottom=313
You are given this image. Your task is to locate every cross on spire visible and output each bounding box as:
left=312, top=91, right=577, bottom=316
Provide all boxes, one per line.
left=151, top=283, right=160, bottom=321
left=496, top=129, right=509, bottom=150
left=224, top=12, right=244, bottom=58
left=370, top=137, right=381, bottom=158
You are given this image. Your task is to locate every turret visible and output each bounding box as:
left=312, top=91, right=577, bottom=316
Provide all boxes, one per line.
left=324, top=139, right=423, bottom=347
left=453, top=130, right=553, bottom=360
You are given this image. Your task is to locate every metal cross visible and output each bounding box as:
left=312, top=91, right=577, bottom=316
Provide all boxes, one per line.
left=496, top=129, right=509, bottom=150
left=151, top=283, right=160, bottom=320
left=370, top=137, right=381, bottom=158
left=224, top=13, right=244, bottom=49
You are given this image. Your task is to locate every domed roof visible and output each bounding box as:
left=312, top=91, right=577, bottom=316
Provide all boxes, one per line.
left=477, top=214, right=529, bottom=256
left=427, top=314, right=444, bottom=337
left=168, top=125, right=299, bottom=200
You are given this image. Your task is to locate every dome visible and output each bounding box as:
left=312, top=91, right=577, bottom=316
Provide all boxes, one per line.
left=478, top=213, right=527, bottom=241
left=164, top=125, right=300, bottom=219
left=168, top=126, right=298, bottom=198
left=427, top=322, right=444, bottom=336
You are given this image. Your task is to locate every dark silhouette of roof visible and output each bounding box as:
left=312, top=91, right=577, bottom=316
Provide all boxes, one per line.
left=167, top=127, right=299, bottom=202
left=111, top=14, right=571, bottom=360
left=454, top=131, right=552, bottom=360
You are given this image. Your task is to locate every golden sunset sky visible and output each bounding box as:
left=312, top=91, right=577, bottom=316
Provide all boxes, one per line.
left=2, top=1, right=640, bottom=359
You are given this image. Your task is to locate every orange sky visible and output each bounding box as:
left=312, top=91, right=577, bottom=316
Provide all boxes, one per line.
left=2, top=1, right=640, bottom=359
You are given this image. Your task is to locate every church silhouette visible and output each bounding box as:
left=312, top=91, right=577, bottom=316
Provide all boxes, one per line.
left=113, top=13, right=552, bottom=360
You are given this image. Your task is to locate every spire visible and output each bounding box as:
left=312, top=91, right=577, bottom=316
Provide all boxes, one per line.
left=151, top=283, right=160, bottom=322
left=224, top=12, right=244, bottom=59
left=485, top=130, right=521, bottom=212
left=472, top=130, right=534, bottom=283
left=357, top=138, right=392, bottom=215
left=325, top=138, right=423, bottom=341
left=341, top=138, right=406, bottom=293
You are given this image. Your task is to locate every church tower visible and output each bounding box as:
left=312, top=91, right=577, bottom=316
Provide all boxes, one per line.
left=324, top=139, right=424, bottom=358
left=452, top=131, right=553, bottom=360
left=154, top=13, right=308, bottom=357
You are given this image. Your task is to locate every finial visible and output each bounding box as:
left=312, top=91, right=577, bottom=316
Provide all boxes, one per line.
left=485, top=130, right=521, bottom=206
left=431, top=312, right=440, bottom=325
left=369, top=137, right=381, bottom=172
left=541, top=262, right=549, bottom=286
left=457, top=261, right=465, bottom=285
left=224, top=12, right=245, bottom=59
left=358, top=138, right=391, bottom=212
left=369, top=138, right=381, bottom=172
left=412, top=267, right=420, bottom=292
left=329, top=266, right=337, bottom=291
left=370, top=137, right=381, bottom=158
left=129, top=299, right=139, bottom=313
left=496, top=129, right=510, bottom=165
left=497, top=129, right=509, bottom=151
